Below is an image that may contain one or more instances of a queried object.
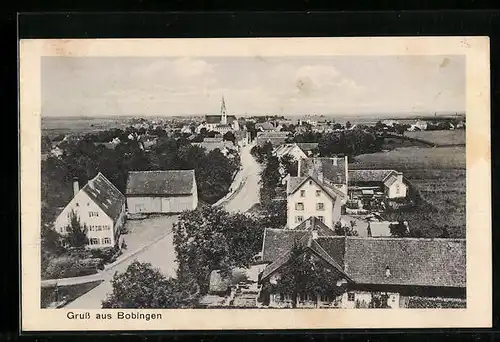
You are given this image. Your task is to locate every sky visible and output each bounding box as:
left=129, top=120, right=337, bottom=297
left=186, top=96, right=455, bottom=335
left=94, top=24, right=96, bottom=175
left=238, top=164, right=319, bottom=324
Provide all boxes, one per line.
left=42, top=55, right=465, bottom=117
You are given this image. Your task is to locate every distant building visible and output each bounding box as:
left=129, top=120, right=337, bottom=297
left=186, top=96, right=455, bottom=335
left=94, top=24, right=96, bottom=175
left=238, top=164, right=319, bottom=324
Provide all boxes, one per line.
left=198, top=96, right=240, bottom=134
left=349, top=169, right=408, bottom=199
left=258, top=229, right=466, bottom=308
left=273, top=143, right=319, bottom=160
left=255, top=131, right=290, bottom=147
left=126, top=170, right=198, bottom=214
left=54, top=173, right=126, bottom=249
left=255, top=122, right=275, bottom=131
left=408, top=120, right=428, bottom=131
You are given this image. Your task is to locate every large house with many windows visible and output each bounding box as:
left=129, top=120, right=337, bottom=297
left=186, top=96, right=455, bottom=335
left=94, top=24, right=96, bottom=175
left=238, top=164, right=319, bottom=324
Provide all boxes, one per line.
left=53, top=172, right=126, bottom=249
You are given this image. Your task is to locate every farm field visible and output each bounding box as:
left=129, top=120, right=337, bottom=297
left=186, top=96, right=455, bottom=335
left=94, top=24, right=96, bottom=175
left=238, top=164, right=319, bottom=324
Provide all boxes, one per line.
left=404, top=129, right=465, bottom=146
left=351, top=146, right=465, bottom=170
left=352, top=147, right=466, bottom=238
left=381, top=136, right=429, bottom=150
left=41, top=116, right=133, bottom=139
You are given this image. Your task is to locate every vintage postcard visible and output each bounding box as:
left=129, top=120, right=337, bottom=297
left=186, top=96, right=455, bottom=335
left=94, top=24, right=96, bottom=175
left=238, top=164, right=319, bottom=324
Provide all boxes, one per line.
left=20, top=37, right=491, bottom=331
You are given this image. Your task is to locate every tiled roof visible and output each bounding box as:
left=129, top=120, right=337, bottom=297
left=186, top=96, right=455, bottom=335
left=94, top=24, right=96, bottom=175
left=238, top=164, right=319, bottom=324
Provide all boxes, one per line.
left=205, top=115, right=237, bottom=124
left=256, top=137, right=289, bottom=147
left=257, top=131, right=289, bottom=138
left=261, top=228, right=309, bottom=263
left=126, top=170, right=195, bottom=196
left=81, top=172, right=125, bottom=224
left=348, top=169, right=395, bottom=183
left=343, top=237, right=466, bottom=288
left=296, top=142, right=319, bottom=152
left=300, top=157, right=347, bottom=184
left=261, top=233, right=466, bottom=289
left=294, top=216, right=336, bottom=236
left=287, top=175, right=344, bottom=200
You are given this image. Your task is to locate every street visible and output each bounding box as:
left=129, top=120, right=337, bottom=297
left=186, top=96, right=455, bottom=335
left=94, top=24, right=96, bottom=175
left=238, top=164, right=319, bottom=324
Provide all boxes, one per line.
left=65, top=216, right=178, bottom=309
left=222, top=142, right=262, bottom=213
left=64, top=143, right=261, bottom=309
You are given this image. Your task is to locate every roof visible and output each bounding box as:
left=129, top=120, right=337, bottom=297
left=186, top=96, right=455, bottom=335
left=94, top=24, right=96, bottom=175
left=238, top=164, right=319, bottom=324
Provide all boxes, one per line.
left=348, top=169, right=396, bottom=184
left=262, top=233, right=466, bottom=288
left=256, top=137, right=289, bottom=147
left=296, top=142, right=319, bottom=152
left=261, top=228, right=309, bottom=262
left=81, top=172, right=125, bottom=224
left=274, top=144, right=306, bottom=159
left=126, top=170, right=195, bottom=196
left=192, top=141, right=235, bottom=153
left=293, top=216, right=336, bottom=236
left=343, top=237, right=466, bottom=288
left=255, top=122, right=275, bottom=130
left=286, top=175, right=345, bottom=200
left=205, top=115, right=237, bottom=124
left=300, top=157, right=347, bottom=184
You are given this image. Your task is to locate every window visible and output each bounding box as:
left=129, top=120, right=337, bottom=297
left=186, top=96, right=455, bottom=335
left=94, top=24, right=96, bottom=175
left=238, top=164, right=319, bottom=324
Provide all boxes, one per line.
left=315, top=190, right=321, bottom=197
left=96, top=225, right=102, bottom=231
left=104, top=225, right=110, bottom=231
left=89, top=238, right=100, bottom=245
left=316, top=202, right=324, bottom=210
left=347, top=293, right=355, bottom=302
left=102, top=237, right=111, bottom=245
left=300, top=190, right=306, bottom=197
left=395, top=184, right=400, bottom=194
left=320, top=295, right=330, bottom=302
left=295, top=202, right=304, bottom=211
left=76, top=202, right=79, bottom=207
left=309, top=180, right=312, bottom=185
left=89, top=225, right=95, bottom=231
left=89, top=211, right=99, bottom=217
left=295, top=216, right=304, bottom=223
left=317, top=216, right=324, bottom=222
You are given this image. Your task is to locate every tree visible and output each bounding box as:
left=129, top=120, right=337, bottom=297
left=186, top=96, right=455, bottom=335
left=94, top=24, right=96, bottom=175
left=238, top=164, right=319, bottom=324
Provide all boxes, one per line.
left=389, top=220, right=409, bottom=237
left=102, top=261, right=199, bottom=308
left=65, top=210, right=88, bottom=248
left=173, top=207, right=264, bottom=294
left=279, top=154, right=298, bottom=178
left=333, top=221, right=359, bottom=236
left=223, top=131, right=236, bottom=144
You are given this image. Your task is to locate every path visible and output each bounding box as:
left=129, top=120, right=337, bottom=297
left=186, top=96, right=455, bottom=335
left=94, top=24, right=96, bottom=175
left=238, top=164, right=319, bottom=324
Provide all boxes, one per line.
left=222, top=142, right=262, bottom=213
left=64, top=216, right=178, bottom=309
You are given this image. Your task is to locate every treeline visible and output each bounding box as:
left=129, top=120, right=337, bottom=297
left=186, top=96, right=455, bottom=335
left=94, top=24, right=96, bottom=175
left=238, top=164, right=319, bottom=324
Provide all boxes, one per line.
left=41, top=135, right=240, bottom=225
left=287, top=130, right=383, bottom=158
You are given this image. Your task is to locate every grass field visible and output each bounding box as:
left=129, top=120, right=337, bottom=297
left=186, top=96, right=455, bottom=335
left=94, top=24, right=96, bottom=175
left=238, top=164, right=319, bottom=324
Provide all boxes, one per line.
left=404, top=130, right=465, bottom=146
left=41, top=116, right=132, bottom=139
left=352, top=146, right=466, bottom=238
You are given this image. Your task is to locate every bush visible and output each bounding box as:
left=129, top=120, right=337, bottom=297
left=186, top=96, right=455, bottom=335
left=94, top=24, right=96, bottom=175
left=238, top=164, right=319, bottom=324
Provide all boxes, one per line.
left=91, top=246, right=121, bottom=264
left=43, top=255, right=99, bottom=279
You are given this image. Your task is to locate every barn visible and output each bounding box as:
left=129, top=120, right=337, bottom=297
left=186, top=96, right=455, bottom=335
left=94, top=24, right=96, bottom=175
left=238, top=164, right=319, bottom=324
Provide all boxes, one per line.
left=126, top=170, right=198, bottom=214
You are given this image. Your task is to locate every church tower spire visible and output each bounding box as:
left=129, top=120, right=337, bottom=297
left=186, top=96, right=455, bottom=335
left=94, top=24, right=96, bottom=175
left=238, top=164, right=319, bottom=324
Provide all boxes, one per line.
left=221, top=95, right=227, bottom=125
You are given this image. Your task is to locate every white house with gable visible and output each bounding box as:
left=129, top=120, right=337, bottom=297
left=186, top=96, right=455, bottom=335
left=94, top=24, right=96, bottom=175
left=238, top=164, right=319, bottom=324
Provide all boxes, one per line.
left=54, top=172, right=126, bottom=249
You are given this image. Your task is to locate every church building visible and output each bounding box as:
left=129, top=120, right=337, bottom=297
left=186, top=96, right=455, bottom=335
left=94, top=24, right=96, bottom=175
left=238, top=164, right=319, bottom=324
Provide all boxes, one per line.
left=197, top=96, right=240, bottom=134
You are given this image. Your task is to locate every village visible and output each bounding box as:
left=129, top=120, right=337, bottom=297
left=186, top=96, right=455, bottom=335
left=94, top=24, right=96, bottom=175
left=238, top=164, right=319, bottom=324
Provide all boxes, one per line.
left=40, top=95, right=466, bottom=310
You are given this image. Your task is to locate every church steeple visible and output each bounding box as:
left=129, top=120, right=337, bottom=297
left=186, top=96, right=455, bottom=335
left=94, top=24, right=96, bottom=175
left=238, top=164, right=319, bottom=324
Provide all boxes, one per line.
left=221, top=95, right=227, bottom=125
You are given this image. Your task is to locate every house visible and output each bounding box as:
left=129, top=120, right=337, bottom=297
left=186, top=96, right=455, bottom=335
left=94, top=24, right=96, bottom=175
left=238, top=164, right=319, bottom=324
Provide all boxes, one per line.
left=255, top=131, right=290, bottom=147
left=298, top=157, right=349, bottom=201
left=382, top=119, right=399, bottom=127
left=50, top=146, right=64, bottom=158
left=198, top=96, right=240, bottom=134
left=274, top=143, right=319, bottom=160
left=192, top=141, right=237, bottom=156
left=53, top=173, right=126, bottom=249
left=348, top=169, right=408, bottom=199
left=126, top=170, right=198, bottom=214
left=286, top=174, right=344, bottom=229
left=258, top=229, right=466, bottom=308
left=273, top=143, right=308, bottom=161
left=255, top=122, right=275, bottom=131
left=408, top=120, right=428, bottom=131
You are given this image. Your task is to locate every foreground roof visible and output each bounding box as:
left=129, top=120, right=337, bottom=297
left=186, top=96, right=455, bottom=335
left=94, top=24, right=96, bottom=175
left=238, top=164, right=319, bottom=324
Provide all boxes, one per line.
left=261, top=230, right=466, bottom=289
left=348, top=169, right=397, bottom=184
left=126, top=170, right=195, bottom=196
left=82, top=172, right=125, bottom=223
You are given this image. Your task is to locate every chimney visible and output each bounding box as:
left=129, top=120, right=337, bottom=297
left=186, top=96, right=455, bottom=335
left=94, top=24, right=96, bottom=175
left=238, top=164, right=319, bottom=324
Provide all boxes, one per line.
left=385, top=266, right=391, bottom=278
left=297, top=158, right=302, bottom=176
left=73, top=177, right=79, bottom=197
left=332, top=156, right=338, bottom=166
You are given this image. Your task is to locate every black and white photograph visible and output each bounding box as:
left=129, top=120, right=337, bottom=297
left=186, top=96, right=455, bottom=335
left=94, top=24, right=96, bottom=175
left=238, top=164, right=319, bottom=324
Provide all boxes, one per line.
left=20, top=37, right=491, bottom=330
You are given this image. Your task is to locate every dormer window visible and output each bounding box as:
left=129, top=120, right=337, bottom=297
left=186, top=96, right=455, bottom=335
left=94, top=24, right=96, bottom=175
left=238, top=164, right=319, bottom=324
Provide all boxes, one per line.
left=385, top=266, right=391, bottom=277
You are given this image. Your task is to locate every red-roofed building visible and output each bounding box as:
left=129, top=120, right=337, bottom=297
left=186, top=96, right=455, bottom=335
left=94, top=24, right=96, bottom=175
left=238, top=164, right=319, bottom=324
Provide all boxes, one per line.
left=54, top=172, right=126, bottom=249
